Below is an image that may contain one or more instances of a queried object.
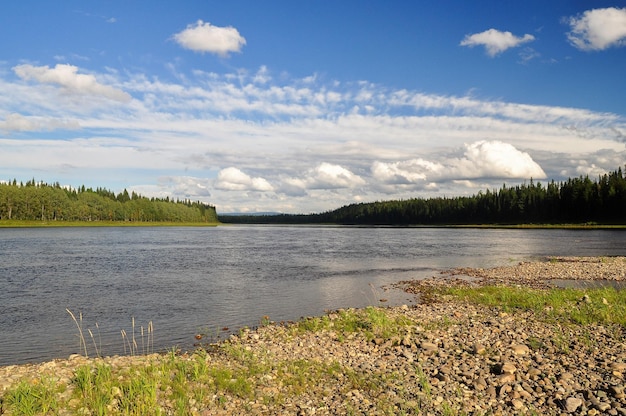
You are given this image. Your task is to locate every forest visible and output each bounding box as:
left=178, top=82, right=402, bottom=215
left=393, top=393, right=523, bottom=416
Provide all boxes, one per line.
left=220, top=166, right=626, bottom=225
left=0, top=179, right=218, bottom=223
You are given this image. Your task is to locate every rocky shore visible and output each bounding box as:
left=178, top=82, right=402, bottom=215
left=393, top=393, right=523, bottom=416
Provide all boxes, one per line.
left=2, top=256, right=626, bottom=415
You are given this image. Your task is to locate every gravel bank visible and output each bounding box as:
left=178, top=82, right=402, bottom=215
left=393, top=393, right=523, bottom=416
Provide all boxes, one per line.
left=2, top=256, right=626, bottom=415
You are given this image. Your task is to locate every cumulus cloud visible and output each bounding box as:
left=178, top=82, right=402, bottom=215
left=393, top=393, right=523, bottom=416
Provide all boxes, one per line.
left=214, top=167, right=273, bottom=191
left=0, top=113, right=80, bottom=131
left=372, top=141, right=546, bottom=189
left=456, top=140, right=546, bottom=178
left=566, top=7, right=626, bottom=51
left=280, top=162, right=366, bottom=196
left=309, top=163, right=366, bottom=189
left=460, top=29, right=535, bottom=56
left=372, top=159, right=443, bottom=185
left=13, top=64, right=131, bottom=102
left=172, top=20, right=246, bottom=56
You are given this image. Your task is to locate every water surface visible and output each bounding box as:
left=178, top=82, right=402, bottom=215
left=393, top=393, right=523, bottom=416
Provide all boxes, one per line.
left=1, top=225, right=624, bottom=365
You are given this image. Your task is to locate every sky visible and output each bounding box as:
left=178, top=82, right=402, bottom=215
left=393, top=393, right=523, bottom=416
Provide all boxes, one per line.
left=1, top=1, right=625, bottom=214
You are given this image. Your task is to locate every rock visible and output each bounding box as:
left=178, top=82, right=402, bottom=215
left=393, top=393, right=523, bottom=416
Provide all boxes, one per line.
left=565, top=397, right=583, bottom=413
left=610, top=385, right=625, bottom=399
left=473, top=343, right=486, bottom=355
left=611, top=362, right=626, bottom=373
left=501, top=362, right=516, bottom=374
left=498, top=373, right=516, bottom=384
left=401, top=335, right=412, bottom=347
left=420, top=342, right=438, bottom=354
left=511, top=344, right=530, bottom=355
left=510, top=399, right=525, bottom=410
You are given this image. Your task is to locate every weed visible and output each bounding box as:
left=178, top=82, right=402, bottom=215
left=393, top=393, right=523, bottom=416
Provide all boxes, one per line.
left=415, top=365, right=431, bottom=398
left=3, top=378, right=60, bottom=415
left=66, top=308, right=88, bottom=357
left=527, top=336, right=545, bottom=351
left=441, top=285, right=626, bottom=327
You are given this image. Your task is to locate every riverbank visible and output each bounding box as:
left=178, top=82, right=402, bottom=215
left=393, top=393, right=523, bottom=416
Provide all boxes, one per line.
left=0, top=220, right=219, bottom=227
left=2, top=257, right=626, bottom=415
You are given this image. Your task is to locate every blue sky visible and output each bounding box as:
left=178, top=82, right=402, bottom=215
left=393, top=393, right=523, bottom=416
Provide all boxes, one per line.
left=1, top=1, right=625, bottom=213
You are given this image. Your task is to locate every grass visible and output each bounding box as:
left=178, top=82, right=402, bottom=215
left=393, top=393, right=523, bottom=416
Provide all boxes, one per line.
left=66, top=310, right=154, bottom=358
left=440, top=285, right=626, bottom=326
left=295, top=306, right=415, bottom=342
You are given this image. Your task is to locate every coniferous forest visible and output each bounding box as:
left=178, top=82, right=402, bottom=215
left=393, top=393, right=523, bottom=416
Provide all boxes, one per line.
left=220, top=166, right=626, bottom=226
left=0, top=180, right=217, bottom=223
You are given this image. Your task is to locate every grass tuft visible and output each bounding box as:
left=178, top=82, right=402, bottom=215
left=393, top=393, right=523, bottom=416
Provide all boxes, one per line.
left=441, top=285, right=626, bottom=326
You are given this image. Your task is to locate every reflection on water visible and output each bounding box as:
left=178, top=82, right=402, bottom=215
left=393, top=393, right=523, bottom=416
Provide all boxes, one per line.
left=0, top=225, right=624, bottom=365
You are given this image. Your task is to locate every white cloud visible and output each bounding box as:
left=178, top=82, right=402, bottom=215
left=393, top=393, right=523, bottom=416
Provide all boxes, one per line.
left=1, top=64, right=624, bottom=213
left=372, top=140, right=546, bottom=189
left=13, top=64, right=131, bottom=102
left=0, top=113, right=80, bottom=131
left=172, top=20, right=246, bottom=57
left=566, top=7, right=626, bottom=51
left=460, top=29, right=535, bottom=56
left=215, top=167, right=273, bottom=191
left=372, top=159, right=442, bottom=185
left=306, top=163, right=366, bottom=189
left=455, top=140, right=546, bottom=179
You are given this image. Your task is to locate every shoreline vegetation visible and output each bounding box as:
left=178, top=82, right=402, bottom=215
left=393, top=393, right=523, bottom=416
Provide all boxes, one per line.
left=1, top=219, right=625, bottom=229
left=0, top=220, right=219, bottom=228
left=2, top=257, right=626, bottom=415
left=0, top=180, right=218, bottom=224
left=220, top=166, right=626, bottom=226
left=3, top=165, right=626, bottom=228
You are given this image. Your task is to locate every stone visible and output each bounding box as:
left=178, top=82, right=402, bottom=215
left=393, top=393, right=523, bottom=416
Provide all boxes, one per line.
left=610, top=385, right=625, bottom=399
left=510, top=399, right=525, bottom=410
left=473, top=343, right=486, bottom=355
left=420, top=342, right=438, bottom=353
left=565, top=397, right=583, bottom=413
left=511, top=344, right=530, bottom=355
left=611, top=362, right=626, bottom=373
left=501, top=362, right=516, bottom=374
left=498, top=373, right=516, bottom=384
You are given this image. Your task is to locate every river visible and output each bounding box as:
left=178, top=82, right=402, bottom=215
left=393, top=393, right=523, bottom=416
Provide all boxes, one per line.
left=1, top=225, right=624, bottom=365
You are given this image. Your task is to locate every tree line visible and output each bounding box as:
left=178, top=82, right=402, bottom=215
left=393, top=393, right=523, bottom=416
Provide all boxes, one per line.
left=0, top=179, right=217, bottom=223
left=220, top=166, right=626, bottom=225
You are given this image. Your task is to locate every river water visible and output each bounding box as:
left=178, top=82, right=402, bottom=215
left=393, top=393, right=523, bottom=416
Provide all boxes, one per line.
left=1, top=225, right=624, bottom=365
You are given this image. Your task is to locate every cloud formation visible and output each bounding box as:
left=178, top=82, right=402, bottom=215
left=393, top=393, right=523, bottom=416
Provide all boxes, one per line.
left=372, top=141, right=546, bottom=189
left=460, top=29, right=535, bottom=56
left=0, top=64, right=624, bottom=213
left=0, top=113, right=80, bottom=132
left=13, top=64, right=131, bottom=102
left=215, top=167, right=273, bottom=191
left=172, top=20, right=246, bottom=56
left=566, top=7, right=626, bottom=51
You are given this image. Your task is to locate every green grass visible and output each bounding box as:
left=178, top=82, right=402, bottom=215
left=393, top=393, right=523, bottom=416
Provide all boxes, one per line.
left=2, top=377, right=61, bottom=415
left=441, top=285, right=626, bottom=326
left=295, top=306, right=415, bottom=341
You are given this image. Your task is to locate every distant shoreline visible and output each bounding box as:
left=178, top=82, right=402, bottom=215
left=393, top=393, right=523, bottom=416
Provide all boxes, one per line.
left=2, top=219, right=626, bottom=229
left=0, top=220, right=219, bottom=228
